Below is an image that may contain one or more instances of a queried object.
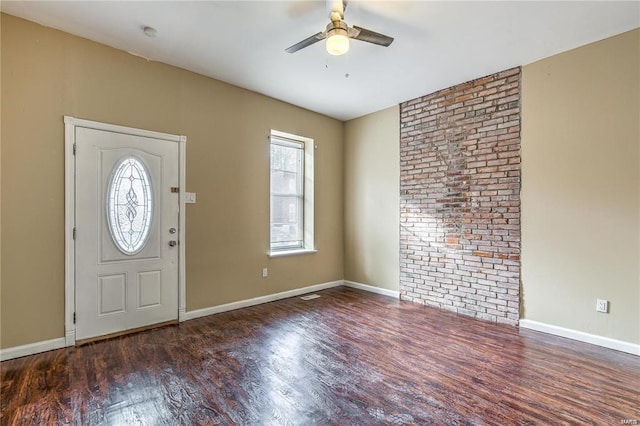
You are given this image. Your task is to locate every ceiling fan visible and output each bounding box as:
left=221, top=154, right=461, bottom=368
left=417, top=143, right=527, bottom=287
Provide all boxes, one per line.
left=285, top=0, right=394, bottom=56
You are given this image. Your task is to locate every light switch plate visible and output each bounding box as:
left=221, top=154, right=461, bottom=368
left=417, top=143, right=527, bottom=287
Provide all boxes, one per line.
left=185, top=192, right=196, bottom=204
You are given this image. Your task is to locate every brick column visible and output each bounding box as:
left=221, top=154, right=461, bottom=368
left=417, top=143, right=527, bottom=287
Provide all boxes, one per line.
left=399, top=67, right=521, bottom=325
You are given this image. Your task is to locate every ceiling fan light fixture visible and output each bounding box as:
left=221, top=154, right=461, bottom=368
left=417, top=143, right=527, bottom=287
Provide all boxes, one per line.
left=285, top=1, right=393, bottom=55
left=326, top=28, right=349, bottom=56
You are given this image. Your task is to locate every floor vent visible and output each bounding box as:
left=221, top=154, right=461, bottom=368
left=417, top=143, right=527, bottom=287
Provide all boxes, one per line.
left=300, top=294, right=321, bottom=301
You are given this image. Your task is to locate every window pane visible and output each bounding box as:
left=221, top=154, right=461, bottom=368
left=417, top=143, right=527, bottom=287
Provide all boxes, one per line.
left=271, top=170, right=300, bottom=195
left=107, top=156, right=153, bottom=255
left=271, top=195, right=301, bottom=223
left=271, top=144, right=285, bottom=170
left=271, top=143, right=302, bottom=173
left=271, top=194, right=302, bottom=248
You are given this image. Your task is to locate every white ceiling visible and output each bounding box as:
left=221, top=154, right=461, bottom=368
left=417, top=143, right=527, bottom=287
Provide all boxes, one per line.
left=2, top=1, right=638, bottom=121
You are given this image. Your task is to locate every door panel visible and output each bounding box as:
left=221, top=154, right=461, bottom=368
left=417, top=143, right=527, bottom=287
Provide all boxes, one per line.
left=98, top=274, right=126, bottom=315
left=75, top=127, right=179, bottom=341
left=138, top=270, right=162, bottom=308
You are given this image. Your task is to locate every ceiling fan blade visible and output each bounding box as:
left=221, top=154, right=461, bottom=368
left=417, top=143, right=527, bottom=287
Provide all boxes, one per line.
left=285, top=32, right=326, bottom=53
left=350, top=25, right=394, bottom=47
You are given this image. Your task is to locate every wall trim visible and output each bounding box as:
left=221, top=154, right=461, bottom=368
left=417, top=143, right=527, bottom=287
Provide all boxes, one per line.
left=343, top=280, right=400, bottom=298
left=182, top=280, right=344, bottom=321
left=519, top=319, right=639, bottom=356
left=0, top=338, right=67, bottom=362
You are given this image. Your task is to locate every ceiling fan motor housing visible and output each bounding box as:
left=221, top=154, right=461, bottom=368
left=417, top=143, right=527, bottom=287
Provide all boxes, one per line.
left=326, top=20, right=348, bottom=37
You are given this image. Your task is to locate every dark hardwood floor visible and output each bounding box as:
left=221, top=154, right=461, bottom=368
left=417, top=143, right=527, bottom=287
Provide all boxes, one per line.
left=2, top=286, right=639, bottom=425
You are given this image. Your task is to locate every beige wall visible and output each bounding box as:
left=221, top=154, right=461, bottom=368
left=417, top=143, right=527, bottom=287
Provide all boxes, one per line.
left=521, top=29, right=639, bottom=344
left=0, top=14, right=344, bottom=349
left=344, top=106, right=399, bottom=291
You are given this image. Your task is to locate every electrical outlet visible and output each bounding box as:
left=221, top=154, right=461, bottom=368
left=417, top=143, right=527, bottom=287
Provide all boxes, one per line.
left=596, top=299, right=608, bottom=313
left=262, top=268, right=268, bottom=278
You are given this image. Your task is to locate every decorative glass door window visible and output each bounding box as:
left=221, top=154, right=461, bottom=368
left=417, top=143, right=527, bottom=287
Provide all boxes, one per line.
left=106, top=156, right=153, bottom=255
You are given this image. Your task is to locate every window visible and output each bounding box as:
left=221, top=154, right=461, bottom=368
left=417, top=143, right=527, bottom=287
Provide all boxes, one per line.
left=269, top=130, right=314, bottom=255
left=106, top=156, right=153, bottom=255
left=270, top=138, right=304, bottom=250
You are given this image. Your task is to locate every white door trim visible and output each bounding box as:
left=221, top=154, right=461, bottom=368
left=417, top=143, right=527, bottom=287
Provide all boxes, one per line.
left=64, top=116, right=187, bottom=346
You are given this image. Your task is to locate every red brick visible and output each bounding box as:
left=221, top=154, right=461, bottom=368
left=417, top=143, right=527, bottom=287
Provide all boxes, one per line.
left=400, top=67, right=521, bottom=325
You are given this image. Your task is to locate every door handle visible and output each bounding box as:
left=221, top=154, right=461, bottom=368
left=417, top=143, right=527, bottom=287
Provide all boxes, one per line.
left=168, top=240, right=177, bottom=247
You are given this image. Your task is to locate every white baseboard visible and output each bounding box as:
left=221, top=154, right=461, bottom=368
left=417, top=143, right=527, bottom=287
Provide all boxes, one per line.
left=343, top=280, right=400, bottom=299
left=519, top=319, right=639, bottom=356
left=182, top=280, right=344, bottom=321
left=0, top=337, right=68, bottom=362
left=1, top=280, right=395, bottom=360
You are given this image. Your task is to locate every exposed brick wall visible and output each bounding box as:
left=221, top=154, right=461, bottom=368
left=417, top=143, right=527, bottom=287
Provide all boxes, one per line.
left=399, top=67, right=521, bottom=325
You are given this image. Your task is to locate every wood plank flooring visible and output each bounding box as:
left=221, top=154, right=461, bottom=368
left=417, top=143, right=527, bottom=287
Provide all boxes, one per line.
left=2, top=286, right=639, bottom=425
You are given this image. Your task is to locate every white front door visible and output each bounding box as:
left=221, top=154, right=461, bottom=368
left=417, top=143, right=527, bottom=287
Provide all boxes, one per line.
left=75, top=127, right=180, bottom=341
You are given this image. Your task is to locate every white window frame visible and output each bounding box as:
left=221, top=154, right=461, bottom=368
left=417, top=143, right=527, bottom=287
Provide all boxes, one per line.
left=269, top=129, right=316, bottom=257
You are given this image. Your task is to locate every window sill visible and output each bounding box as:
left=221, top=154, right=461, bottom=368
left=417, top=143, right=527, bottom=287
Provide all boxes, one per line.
left=268, top=249, right=317, bottom=258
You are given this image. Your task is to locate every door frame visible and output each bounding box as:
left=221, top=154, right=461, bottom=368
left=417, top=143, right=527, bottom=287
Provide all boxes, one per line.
left=64, top=116, right=187, bottom=346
